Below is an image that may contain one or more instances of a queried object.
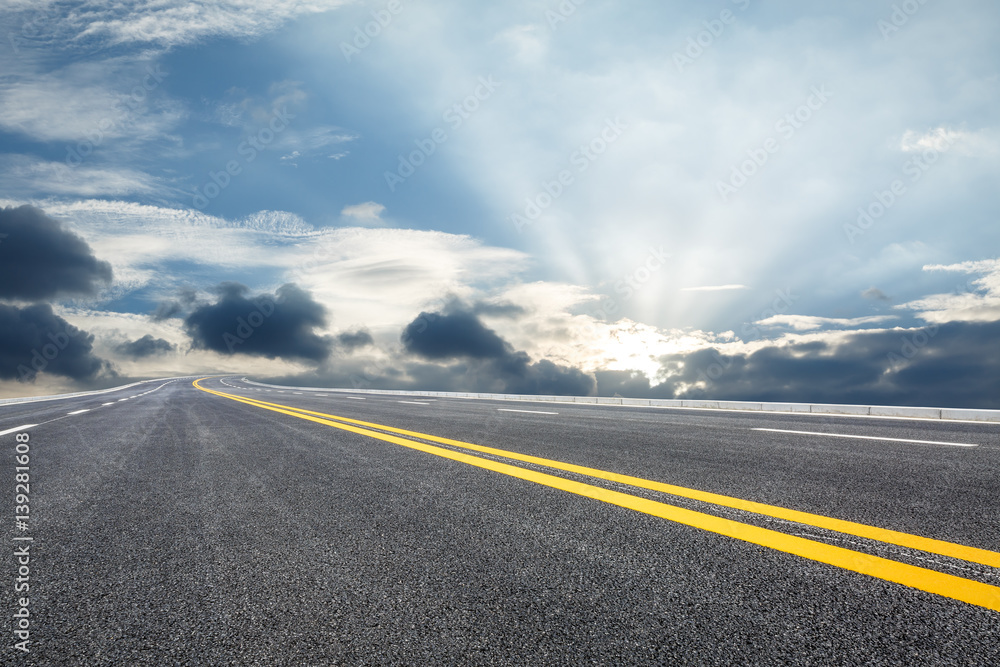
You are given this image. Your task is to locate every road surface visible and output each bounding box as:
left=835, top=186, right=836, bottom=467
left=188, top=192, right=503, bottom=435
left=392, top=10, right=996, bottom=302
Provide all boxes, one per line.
left=3, top=376, right=999, bottom=664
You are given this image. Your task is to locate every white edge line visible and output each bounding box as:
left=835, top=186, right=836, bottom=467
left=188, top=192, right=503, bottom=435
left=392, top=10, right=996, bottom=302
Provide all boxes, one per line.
left=498, top=408, right=559, bottom=415
left=753, top=427, right=978, bottom=448
left=0, top=424, right=37, bottom=437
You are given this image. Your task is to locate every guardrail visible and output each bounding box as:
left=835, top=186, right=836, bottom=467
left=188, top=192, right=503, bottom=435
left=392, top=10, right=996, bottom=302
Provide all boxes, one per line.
left=0, top=376, right=188, bottom=407
left=241, top=379, right=1000, bottom=423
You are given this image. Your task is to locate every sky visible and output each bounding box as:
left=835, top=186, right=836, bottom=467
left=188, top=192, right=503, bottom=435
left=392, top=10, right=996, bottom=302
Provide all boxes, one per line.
left=0, top=0, right=998, bottom=408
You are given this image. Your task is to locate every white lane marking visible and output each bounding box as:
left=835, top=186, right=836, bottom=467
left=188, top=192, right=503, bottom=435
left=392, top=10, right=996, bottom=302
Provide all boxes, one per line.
left=398, top=400, right=430, bottom=405
left=0, top=424, right=37, bottom=436
left=498, top=408, right=559, bottom=415
left=66, top=409, right=90, bottom=415
left=118, top=398, right=129, bottom=402
left=346, top=397, right=365, bottom=400
left=101, top=402, right=115, bottom=406
left=317, top=394, right=328, bottom=397
left=294, top=392, right=303, bottom=395
left=752, top=428, right=978, bottom=448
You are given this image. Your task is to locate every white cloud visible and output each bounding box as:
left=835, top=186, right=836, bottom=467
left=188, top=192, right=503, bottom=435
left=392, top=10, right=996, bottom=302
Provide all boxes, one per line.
left=900, top=127, right=999, bottom=157
left=0, top=60, right=183, bottom=143
left=0, top=156, right=163, bottom=198
left=680, top=284, right=748, bottom=292
left=757, top=314, right=898, bottom=332
left=899, top=259, right=1000, bottom=323
left=69, top=1, right=352, bottom=48
left=340, top=201, right=386, bottom=224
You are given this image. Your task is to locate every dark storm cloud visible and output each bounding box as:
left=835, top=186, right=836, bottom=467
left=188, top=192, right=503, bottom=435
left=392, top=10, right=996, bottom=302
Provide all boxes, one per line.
left=0, top=303, right=108, bottom=382
left=402, top=310, right=509, bottom=359
left=471, top=300, right=526, bottom=318
left=337, top=330, right=374, bottom=351
left=0, top=205, right=113, bottom=300
left=116, top=335, right=175, bottom=358
left=400, top=307, right=595, bottom=396
left=152, top=301, right=184, bottom=321
left=596, top=321, right=1000, bottom=409
left=184, top=283, right=332, bottom=362
left=862, top=287, right=891, bottom=302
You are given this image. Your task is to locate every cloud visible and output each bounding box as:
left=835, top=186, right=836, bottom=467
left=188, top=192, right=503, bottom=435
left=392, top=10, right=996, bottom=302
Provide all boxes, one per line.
left=340, top=202, right=386, bottom=224
left=471, top=300, right=526, bottom=318
left=115, top=334, right=175, bottom=358
left=899, top=259, right=1000, bottom=323
left=0, top=62, right=182, bottom=144
left=0, top=205, right=113, bottom=300
left=679, top=284, right=748, bottom=292
left=0, top=304, right=109, bottom=382
left=184, top=282, right=332, bottom=362
left=23, top=200, right=529, bottom=328
left=862, top=287, right=891, bottom=302
left=597, top=320, right=1000, bottom=409
left=402, top=310, right=510, bottom=360
left=899, top=127, right=999, bottom=157
left=337, top=330, right=374, bottom=351
left=0, top=156, right=163, bottom=198
left=756, top=314, right=897, bottom=332
left=400, top=306, right=595, bottom=396
left=65, top=1, right=351, bottom=48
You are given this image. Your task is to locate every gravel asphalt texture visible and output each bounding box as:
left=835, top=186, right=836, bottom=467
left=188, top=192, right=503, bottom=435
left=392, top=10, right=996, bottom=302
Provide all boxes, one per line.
left=2, top=376, right=999, bottom=665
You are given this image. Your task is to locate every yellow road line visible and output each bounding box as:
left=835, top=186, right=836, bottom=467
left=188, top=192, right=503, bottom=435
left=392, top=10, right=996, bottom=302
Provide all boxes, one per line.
left=193, top=379, right=1000, bottom=612
left=196, top=381, right=1000, bottom=570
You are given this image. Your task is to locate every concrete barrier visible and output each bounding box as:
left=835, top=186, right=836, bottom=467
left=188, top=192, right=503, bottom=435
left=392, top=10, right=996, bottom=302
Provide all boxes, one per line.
left=240, top=379, right=1000, bottom=423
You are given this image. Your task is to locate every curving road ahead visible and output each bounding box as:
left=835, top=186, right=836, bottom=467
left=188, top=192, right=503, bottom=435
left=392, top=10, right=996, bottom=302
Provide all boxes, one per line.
left=3, top=376, right=999, bottom=665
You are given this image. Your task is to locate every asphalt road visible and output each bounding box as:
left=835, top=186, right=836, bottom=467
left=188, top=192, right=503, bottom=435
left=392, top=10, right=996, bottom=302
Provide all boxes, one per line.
left=2, top=376, right=999, bottom=665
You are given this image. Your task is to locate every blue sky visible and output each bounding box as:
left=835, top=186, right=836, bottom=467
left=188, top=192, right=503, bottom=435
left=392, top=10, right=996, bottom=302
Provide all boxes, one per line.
left=1, top=1, right=998, bottom=407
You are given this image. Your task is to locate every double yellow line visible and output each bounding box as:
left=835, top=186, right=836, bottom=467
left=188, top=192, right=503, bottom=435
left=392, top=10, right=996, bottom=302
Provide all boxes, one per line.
left=193, top=378, right=1000, bottom=612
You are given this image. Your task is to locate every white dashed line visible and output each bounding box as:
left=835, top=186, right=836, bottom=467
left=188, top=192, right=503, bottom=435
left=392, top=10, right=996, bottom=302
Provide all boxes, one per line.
left=0, top=424, right=37, bottom=437
left=67, top=409, right=90, bottom=415
left=101, top=402, right=115, bottom=406
left=346, top=397, right=366, bottom=400
left=752, top=428, right=978, bottom=448
left=398, top=401, right=429, bottom=405
left=497, top=409, right=559, bottom=415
